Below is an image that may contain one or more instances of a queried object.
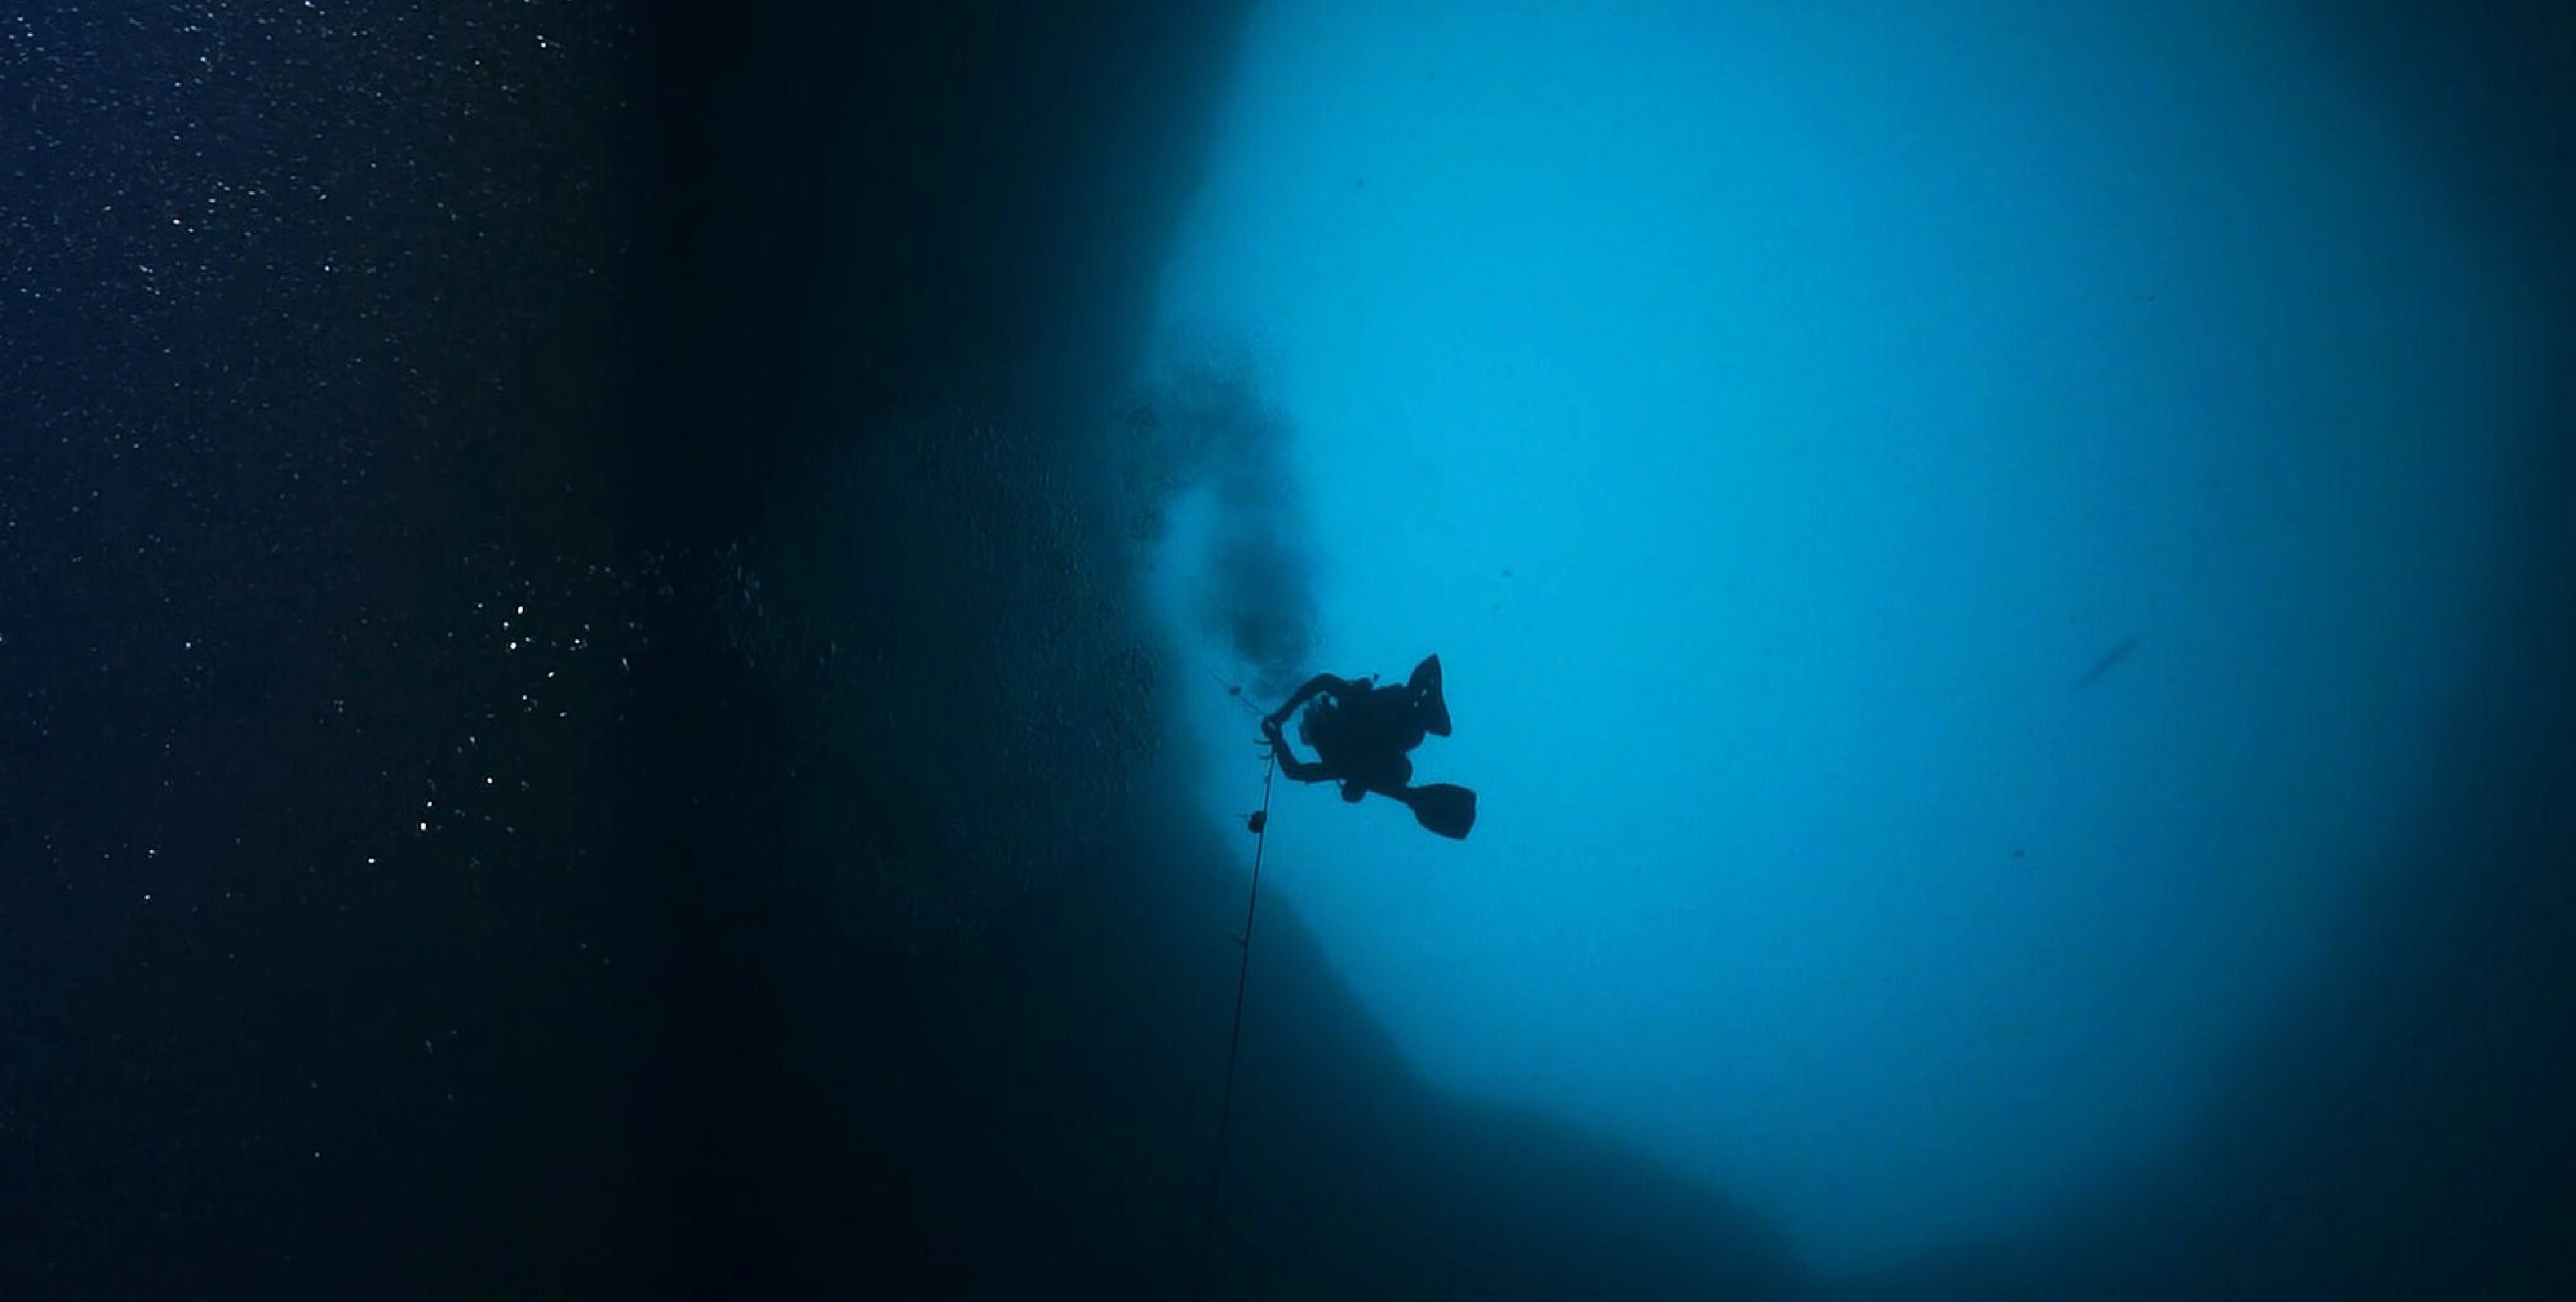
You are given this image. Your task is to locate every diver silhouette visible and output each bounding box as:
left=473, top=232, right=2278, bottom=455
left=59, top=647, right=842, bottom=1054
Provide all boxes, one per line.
left=1258, top=653, right=1478, bottom=840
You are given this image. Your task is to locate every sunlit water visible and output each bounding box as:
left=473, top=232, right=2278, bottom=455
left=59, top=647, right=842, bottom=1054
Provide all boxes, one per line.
left=1132, top=0, right=2527, bottom=1270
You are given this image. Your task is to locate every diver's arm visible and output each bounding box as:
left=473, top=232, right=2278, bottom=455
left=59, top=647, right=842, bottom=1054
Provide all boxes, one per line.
left=1264, top=673, right=1361, bottom=727
left=1259, top=715, right=1336, bottom=784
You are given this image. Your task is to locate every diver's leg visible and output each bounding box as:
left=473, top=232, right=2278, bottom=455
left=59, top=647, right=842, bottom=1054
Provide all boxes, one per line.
left=1408, top=654, right=1451, bottom=737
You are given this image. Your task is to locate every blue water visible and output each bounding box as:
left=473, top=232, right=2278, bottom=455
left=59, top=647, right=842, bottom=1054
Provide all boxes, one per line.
left=1126, top=0, right=2532, bottom=1271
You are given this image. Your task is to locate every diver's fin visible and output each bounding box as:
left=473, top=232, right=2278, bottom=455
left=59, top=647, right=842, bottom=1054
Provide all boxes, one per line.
left=1410, top=654, right=1452, bottom=737
left=1404, top=783, right=1476, bottom=840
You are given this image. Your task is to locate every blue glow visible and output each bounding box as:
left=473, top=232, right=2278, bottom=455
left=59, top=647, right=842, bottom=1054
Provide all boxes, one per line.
left=1137, top=0, right=2528, bottom=1272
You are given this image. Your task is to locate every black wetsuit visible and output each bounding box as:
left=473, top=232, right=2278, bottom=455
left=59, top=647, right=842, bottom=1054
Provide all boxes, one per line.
left=1258, top=654, right=1475, bottom=839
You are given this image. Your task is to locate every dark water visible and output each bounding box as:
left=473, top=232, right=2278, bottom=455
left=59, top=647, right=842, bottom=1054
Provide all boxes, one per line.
left=2, top=2, right=2570, bottom=1300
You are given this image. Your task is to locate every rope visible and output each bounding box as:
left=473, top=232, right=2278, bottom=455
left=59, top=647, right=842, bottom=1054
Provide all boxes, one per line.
left=1195, top=684, right=1279, bottom=1301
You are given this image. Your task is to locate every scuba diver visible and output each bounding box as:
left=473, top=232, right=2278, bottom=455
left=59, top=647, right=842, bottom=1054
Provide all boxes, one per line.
left=1258, top=653, right=1478, bottom=840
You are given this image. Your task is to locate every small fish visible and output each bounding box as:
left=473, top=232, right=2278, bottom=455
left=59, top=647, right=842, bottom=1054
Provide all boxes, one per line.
left=2073, top=635, right=2139, bottom=689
